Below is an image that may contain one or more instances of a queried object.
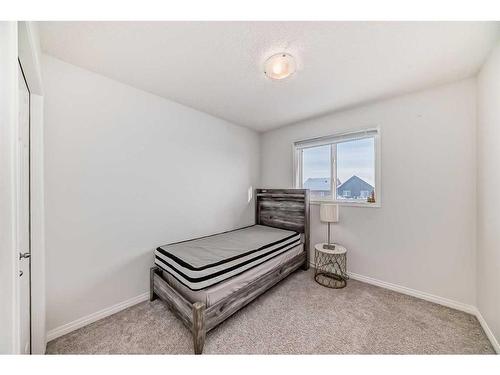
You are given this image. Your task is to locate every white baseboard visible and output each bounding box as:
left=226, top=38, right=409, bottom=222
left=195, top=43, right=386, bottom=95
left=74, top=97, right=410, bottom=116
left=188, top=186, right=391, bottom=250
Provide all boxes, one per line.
left=474, top=308, right=500, bottom=354
left=347, top=271, right=477, bottom=315
left=46, top=292, right=149, bottom=342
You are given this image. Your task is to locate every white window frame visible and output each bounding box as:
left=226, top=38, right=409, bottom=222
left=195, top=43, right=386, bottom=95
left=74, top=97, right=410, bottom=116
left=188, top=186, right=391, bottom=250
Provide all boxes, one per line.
left=293, top=128, right=381, bottom=207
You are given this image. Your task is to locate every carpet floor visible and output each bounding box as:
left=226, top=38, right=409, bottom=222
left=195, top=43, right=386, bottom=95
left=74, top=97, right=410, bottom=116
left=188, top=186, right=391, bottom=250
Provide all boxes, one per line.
left=46, top=270, right=494, bottom=354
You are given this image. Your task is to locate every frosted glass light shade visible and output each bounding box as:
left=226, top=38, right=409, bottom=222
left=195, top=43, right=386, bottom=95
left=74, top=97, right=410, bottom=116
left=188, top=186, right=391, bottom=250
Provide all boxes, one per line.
left=264, top=53, right=296, bottom=80
left=320, top=203, right=339, bottom=223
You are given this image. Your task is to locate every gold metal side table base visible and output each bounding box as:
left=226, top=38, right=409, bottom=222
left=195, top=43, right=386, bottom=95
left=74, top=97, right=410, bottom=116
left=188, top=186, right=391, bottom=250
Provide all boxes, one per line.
left=314, top=243, right=348, bottom=289
left=314, top=271, right=347, bottom=289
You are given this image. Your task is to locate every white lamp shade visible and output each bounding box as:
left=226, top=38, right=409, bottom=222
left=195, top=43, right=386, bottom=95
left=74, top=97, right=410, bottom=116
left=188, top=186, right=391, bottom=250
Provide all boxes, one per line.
left=320, top=203, right=339, bottom=223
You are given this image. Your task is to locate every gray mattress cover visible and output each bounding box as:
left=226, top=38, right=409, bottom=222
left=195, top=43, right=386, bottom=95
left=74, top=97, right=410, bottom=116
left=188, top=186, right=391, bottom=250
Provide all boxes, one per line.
left=157, top=225, right=299, bottom=268
left=162, top=242, right=304, bottom=307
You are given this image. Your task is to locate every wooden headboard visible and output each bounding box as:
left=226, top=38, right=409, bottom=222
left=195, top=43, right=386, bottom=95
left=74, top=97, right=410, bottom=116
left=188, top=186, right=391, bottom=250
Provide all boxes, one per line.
left=255, top=189, right=310, bottom=263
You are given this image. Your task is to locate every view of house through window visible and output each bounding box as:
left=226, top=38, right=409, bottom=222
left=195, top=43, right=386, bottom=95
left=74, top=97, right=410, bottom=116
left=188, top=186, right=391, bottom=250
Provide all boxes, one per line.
left=336, top=137, right=375, bottom=201
left=299, top=132, right=377, bottom=203
left=302, top=144, right=332, bottom=199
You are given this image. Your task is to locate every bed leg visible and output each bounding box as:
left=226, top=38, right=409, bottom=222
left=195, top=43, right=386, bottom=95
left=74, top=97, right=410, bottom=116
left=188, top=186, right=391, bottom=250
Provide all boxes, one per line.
left=302, top=245, right=310, bottom=271
left=150, top=266, right=159, bottom=301
left=302, top=255, right=310, bottom=271
left=192, top=302, right=206, bottom=354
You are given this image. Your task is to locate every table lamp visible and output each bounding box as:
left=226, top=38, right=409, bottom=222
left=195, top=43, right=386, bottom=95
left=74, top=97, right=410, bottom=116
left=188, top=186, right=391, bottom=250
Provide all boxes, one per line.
left=320, top=203, right=339, bottom=250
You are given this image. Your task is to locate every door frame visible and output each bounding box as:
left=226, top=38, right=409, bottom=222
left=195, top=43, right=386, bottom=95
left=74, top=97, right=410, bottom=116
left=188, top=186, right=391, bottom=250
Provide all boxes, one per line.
left=17, top=21, right=45, bottom=355
left=18, top=58, right=32, bottom=355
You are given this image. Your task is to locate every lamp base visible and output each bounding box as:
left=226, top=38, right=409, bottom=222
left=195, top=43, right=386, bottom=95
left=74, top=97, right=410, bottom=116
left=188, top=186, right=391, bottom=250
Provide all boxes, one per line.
left=323, top=243, right=336, bottom=250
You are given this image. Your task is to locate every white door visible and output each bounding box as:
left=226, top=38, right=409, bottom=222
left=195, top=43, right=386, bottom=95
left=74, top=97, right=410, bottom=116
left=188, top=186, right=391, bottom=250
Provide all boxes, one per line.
left=18, top=63, right=31, bottom=355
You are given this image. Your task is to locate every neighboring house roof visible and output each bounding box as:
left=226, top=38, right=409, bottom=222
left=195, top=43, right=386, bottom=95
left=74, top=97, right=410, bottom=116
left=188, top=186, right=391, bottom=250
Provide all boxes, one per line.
left=303, top=178, right=330, bottom=191
left=303, top=177, right=342, bottom=190
left=337, top=175, right=373, bottom=190
left=304, top=175, right=374, bottom=194
left=336, top=175, right=374, bottom=193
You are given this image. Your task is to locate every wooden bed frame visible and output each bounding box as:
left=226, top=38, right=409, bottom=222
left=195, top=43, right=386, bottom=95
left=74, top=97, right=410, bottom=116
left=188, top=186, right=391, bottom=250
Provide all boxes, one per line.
left=149, top=188, right=310, bottom=354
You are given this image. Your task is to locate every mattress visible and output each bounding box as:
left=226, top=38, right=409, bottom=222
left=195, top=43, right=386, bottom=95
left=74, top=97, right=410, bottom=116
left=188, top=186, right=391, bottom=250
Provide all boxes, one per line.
left=162, top=243, right=304, bottom=307
left=155, top=225, right=302, bottom=290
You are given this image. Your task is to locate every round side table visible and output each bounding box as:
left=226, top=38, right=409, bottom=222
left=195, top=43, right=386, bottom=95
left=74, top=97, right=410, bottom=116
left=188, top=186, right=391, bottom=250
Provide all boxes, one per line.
left=314, top=243, right=348, bottom=289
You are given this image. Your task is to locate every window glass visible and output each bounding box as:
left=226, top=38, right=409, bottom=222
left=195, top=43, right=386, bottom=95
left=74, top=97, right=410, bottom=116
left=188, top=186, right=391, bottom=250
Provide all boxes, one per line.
left=302, top=145, right=331, bottom=199
left=336, top=137, right=375, bottom=201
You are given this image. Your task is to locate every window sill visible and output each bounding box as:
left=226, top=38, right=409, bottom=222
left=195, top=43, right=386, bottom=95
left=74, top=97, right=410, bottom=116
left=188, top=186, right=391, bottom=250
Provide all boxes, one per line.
left=310, top=200, right=381, bottom=208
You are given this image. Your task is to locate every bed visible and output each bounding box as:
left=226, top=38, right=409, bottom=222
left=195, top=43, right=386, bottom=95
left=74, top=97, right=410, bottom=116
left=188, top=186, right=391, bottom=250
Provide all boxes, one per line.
left=150, top=189, right=310, bottom=354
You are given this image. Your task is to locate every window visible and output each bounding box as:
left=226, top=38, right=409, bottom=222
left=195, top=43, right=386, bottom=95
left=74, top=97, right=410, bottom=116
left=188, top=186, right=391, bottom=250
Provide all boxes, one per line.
left=294, top=129, right=380, bottom=205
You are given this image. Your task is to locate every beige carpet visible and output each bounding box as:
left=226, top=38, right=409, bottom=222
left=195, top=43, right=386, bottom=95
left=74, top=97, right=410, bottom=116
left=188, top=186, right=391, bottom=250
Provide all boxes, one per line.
left=46, top=270, right=494, bottom=354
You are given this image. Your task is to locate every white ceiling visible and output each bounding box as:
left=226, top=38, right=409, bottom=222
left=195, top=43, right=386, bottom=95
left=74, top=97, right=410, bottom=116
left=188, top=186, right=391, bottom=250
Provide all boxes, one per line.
left=39, top=21, right=499, bottom=131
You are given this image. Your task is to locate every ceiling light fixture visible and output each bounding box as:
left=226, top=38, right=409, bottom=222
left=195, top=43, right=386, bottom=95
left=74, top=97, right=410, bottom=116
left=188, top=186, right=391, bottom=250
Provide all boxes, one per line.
left=264, top=53, right=296, bottom=80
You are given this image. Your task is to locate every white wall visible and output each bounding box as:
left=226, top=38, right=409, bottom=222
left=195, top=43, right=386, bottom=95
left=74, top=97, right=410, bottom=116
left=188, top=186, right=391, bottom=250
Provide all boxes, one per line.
left=477, top=41, right=500, bottom=349
left=42, top=55, right=260, bottom=333
left=261, top=79, right=477, bottom=306
left=0, top=21, right=19, bottom=354
left=30, top=94, right=46, bottom=353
